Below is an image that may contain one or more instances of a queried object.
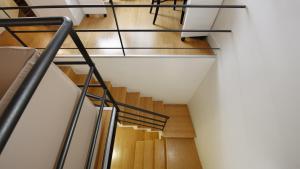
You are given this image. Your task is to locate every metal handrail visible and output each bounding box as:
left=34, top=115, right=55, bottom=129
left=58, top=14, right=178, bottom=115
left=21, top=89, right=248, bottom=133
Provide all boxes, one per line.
left=56, top=67, right=95, bottom=169
left=0, top=4, right=246, bottom=56
left=0, top=17, right=72, bottom=153
left=0, top=4, right=247, bottom=10
left=0, top=1, right=247, bottom=166
left=86, top=93, right=169, bottom=131
left=0, top=17, right=170, bottom=169
left=86, top=93, right=169, bottom=119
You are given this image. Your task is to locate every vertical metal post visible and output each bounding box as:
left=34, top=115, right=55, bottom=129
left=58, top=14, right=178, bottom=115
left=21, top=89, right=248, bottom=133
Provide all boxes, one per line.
left=85, top=90, right=107, bottom=169
left=101, top=107, right=118, bottom=169
left=68, top=30, right=121, bottom=113
left=5, top=27, right=28, bottom=47
left=55, top=67, right=94, bottom=169
left=162, top=118, right=168, bottom=131
left=153, top=0, right=160, bottom=25
left=109, top=0, right=126, bottom=56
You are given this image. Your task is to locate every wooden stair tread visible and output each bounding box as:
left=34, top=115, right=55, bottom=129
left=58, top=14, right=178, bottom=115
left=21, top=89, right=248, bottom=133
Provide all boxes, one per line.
left=154, top=140, right=166, bottom=169
left=111, top=127, right=145, bottom=169
left=165, top=138, right=202, bottom=169
left=58, top=66, right=77, bottom=81
left=125, top=92, right=140, bottom=111
left=139, top=97, right=154, bottom=111
left=121, top=92, right=140, bottom=125
left=139, top=97, right=154, bottom=126
left=162, top=105, right=196, bottom=138
left=153, top=101, right=165, bottom=115
left=143, top=140, right=154, bottom=169
left=144, top=132, right=159, bottom=140
left=111, top=87, right=127, bottom=103
left=134, top=141, right=145, bottom=169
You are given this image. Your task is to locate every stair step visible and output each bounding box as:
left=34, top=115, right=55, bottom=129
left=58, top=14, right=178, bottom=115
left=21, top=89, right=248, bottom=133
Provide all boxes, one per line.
left=111, top=87, right=127, bottom=111
left=144, top=132, right=159, bottom=140
left=58, top=66, right=77, bottom=81
left=111, top=87, right=127, bottom=103
left=153, top=101, right=165, bottom=115
left=139, top=97, right=154, bottom=127
left=153, top=101, right=166, bottom=124
left=165, top=138, right=202, bottom=169
left=59, top=66, right=196, bottom=137
left=105, top=81, right=112, bottom=91
left=154, top=140, right=166, bottom=169
left=134, top=141, right=145, bottom=169
left=163, top=105, right=195, bottom=138
left=121, top=92, right=141, bottom=125
left=143, top=140, right=154, bottom=169
left=139, top=97, right=154, bottom=111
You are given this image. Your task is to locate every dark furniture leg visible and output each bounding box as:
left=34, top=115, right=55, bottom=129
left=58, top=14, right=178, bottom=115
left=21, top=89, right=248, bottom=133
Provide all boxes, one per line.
left=153, top=0, right=160, bottom=25
left=150, top=0, right=155, bottom=13
left=180, top=0, right=187, bottom=24
left=174, top=0, right=177, bottom=10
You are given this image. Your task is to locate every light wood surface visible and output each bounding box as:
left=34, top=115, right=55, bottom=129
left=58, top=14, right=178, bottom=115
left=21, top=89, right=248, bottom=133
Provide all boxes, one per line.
left=95, top=110, right=112, bottom=169
left=57, top=66, right=202, bottom=169
left=122, top=92, right=141, bottom=124
left=112, top=127, right=145, bottom=169
left=143, top=140, right=154, bottom=169
left=153, top=101, right=165, bottom=115
left=154, top=140, right=166, bottom=169
left=144, top=132, right=159, bottom=140
left=111, top=87, right=127, bottom=103
left=58, top=66, right=196, bottom=138
left=134, top=141, right=145, bottom=169
left=165, top=138, right=202, bottom=169
left=163, top=104, right=196, bottom=138
left=0, top=1, right=214, bottom=55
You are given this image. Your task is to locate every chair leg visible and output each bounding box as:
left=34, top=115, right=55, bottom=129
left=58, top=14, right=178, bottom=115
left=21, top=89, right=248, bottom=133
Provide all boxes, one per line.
left=173, top=0, right=177, bottom=10
left=153, top=0, right=160, bottom=25
left=150, top=0, right=155, bottom=13
left=180, top=0, right=187, bottom=24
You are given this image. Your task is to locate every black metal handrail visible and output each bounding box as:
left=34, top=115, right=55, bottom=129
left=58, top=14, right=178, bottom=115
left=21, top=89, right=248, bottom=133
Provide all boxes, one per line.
left=0, top=2, right=247, bottom=167
left=56, top=66, right=95, bottom=169
left=0, top=3, right=246, bottom=56
left=85, top=93, right=169, bottom=118
left=0, top=17, right=72, bottom=154
left=85, top=92, right=169, bottom=131
left=0, top=16, right=170, bottom=169
left=0, top=4, right=247, bottom=9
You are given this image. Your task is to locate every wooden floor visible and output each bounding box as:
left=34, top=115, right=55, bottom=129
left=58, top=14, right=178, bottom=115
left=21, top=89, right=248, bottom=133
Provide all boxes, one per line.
left=0, top=1, right=213, bottom=55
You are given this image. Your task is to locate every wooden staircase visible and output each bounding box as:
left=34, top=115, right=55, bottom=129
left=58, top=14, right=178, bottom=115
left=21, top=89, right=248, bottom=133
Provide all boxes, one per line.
left=110, top=126, right=165, bottom=169
left=58, top=66, right=202, bottom=169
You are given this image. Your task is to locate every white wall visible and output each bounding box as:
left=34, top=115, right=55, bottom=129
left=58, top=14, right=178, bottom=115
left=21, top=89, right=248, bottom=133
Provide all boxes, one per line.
left=188, top=0, right=300, bottom=169
left=181, top=0, right=223, bottom=37
left=77, top=0, right=107, bottom=15
left=55, top=56, right=216, bottom=104
left=25, top=0, right=84, bottom=25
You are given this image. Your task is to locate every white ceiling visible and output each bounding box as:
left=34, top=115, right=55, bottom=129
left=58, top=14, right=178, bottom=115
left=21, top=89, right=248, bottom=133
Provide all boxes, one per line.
left=56, top=56, right=216, bottom=104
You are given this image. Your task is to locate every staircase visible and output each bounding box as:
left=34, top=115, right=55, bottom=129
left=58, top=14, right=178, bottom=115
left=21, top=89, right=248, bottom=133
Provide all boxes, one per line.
left=58, top=66, right=202, bottom=169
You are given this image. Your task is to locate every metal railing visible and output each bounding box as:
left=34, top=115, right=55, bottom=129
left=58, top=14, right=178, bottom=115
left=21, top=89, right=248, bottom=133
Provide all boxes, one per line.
left=85, top=92, right=169, bottom=131
left=0, top=17, right=169, bottom=169
left=0, top=3, right=246, bottom=56
left=0, top=2, right=246, bottom=168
